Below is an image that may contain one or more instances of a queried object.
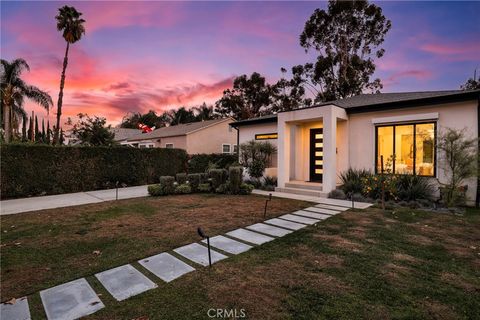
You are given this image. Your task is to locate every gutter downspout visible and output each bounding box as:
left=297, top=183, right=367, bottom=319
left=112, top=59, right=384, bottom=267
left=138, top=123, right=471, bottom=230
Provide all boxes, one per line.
left=233, top=126, right=240, bottom=162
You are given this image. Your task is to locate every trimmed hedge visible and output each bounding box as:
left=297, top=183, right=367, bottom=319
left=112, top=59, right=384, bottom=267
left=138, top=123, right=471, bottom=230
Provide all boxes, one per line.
left=1, top=144, right=188, bottom=199
left=188, top=153, right=238, bottom=173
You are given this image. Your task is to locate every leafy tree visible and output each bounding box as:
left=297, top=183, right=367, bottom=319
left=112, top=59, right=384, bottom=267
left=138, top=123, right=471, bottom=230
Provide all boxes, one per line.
left=216, top=72, right=274, bottom=120
left=297, top=0, right=391, bottom=102
left=460, top=70, right=480, bottom=90
left=193, top=103, right=219, bottom=121
left=1, top=59, right=52, bottom=142
left=54, top=5, right=86, bottom=144
left=271, top=67, right=313, bottom=112
left=437, top=128, right=478, bottom=207
left=59, top=128, right=65, bottom=145
left=239, top=140, right=277, bottom=180
left=120, top=110, right=169, bottom=129
left=71, top=113, right=116, bottom=146
left=166, top=107, right=196, bottom=125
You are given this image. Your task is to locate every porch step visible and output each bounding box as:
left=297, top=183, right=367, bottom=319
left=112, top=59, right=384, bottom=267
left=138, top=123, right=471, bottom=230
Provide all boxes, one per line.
left=275, top=187, right=328, bottom=198
left=284, top=182, right=322, bottom=191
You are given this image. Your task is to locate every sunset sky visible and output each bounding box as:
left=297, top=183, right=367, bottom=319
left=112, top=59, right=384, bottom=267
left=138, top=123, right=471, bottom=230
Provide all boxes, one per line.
left=1, top=1, right=479, bottom=126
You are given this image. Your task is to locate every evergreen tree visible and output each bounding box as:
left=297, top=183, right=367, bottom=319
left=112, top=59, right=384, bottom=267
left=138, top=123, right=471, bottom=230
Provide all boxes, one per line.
left=34, top=115, right=40, bottom=142
left=22, top=114, right=27, bottom=142
left=59, top=128, right=65, bottom=145
left=46, top=121, right=51, bottom=144
left=41, top=118, right=46, bottom=143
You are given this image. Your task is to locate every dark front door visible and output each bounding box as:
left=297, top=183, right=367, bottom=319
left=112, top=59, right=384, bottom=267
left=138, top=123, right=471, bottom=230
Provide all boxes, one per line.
left=309, top=128, right=323, bottom=182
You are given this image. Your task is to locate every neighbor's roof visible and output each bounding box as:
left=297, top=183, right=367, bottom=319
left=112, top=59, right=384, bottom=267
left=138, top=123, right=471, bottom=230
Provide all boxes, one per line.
left=110, top=128, right=142, bottom=141
left=231, top=89, right=480, bottom=126
left=127, top=118, right=231, bottom=141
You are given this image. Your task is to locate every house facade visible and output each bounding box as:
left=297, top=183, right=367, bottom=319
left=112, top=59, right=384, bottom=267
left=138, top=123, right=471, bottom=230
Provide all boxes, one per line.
left=231, top=90, right=479, bottom=203
left=123, top=118, right=237, bottom=154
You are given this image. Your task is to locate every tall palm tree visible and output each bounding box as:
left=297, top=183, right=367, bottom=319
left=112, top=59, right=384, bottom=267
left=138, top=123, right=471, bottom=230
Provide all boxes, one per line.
left=1, top=59, right=53, bottom=143
left=54, top=5, right=85, bottom=144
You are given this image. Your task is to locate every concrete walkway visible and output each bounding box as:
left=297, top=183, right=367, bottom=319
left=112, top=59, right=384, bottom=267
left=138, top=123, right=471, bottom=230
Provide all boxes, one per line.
left=1, top=201, right=366, bottom=320
left=0, top=185, right=149, bottom=215
left=0, top=187, right=372, bottom=215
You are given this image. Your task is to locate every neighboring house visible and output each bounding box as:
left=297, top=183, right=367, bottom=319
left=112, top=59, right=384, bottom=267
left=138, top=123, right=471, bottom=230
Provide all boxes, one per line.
left=231, top=90, right=480, bottom=203
left=123, top=118, right=237, bottom=154
left=110, top=128, right=142, bottom=143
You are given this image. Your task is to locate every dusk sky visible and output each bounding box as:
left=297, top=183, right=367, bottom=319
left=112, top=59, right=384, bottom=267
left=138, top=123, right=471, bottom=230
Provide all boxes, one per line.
left=1, top=1, right=479, bottom=125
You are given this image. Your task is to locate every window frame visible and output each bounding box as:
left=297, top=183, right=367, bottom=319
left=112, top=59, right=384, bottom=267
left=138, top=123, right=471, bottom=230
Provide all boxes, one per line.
left=165, top=143, right=174, bottom=149
left=222, top=144, right=231, bottom=154
left=374, top=121, right=437, bottom=177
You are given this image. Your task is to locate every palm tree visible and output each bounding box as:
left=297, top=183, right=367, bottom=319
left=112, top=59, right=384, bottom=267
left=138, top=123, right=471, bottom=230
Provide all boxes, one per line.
left=193, top=103, right=219, bottom=121
left=1, top=59, right=53, bottom=143
left=54, top=5, right=85, bottom=144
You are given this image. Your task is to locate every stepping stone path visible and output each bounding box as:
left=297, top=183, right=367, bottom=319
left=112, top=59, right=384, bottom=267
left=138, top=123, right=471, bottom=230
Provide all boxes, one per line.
left=226, top=228, right=274, bottom=245
left=174, top=243, right=227, bottom=266
left=40, top=278, right=104, bottom=320
left=278, top=214, right=320, bottom=225
left=292, top=210, right=331, bottom=220
left=202, top=235, right=252, bottom=255
left=246, top=223, right=292, bottom=237
left=264, top=218, right=307, bottom=230
left=95, top=264, right=157, bottom=301
left=0, top=297, right=30, bottom=320
left=3, top=198, right=370, bottom=320
left=139, top=252, right=195, bottom=282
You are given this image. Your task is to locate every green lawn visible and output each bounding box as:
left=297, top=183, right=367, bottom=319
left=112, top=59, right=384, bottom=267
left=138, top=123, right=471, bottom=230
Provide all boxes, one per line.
left=2, top=195, right=479, bottom=319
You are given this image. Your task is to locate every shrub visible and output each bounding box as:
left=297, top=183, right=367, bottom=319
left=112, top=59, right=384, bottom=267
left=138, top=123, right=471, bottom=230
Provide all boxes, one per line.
left=175, top=183, right=192, bottom=194
left=362, top=174, right=398, bottom=201
left=148, top=184, right=162, bottom=196
left=395, top=175, right=435, bottom=201
left=239, top=140, right=276, bottom=179
left=176, top=173, right=187, bottom=184
left=199, top=173, right=209, bottom=184
left=328, top=189, right=347, bottom=200
left=188, top=154, right=238, bottom=173
left=229, top=166, right=243, bottom=194
left=208, top=168, right=228, bottom=189
left=263, top=176, right=277, bottom=187
left=187, top=173, right=201, bottom=192
left=339, top=168, right=372, bottom=195
left=239, top=183, right=254, bottom=195
left=216, top=183, right=230, bottom=194
left=198, top=183, right=211, bottom=193
left=0, top=144, right=188, bottom=199
left=244, top=178, right=262, bottom=189
left=159, top=176, right=176, bottom=195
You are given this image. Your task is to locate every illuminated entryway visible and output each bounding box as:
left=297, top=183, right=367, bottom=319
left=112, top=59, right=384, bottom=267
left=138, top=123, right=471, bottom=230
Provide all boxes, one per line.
left=309, top=128, right=323, bottom=182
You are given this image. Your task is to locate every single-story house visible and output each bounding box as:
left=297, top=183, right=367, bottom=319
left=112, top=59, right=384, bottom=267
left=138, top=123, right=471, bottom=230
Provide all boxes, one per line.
left=110, top=128, right=142, bottom=143
left=231, top=90, right=479, bottom=203
left=123, top=118, right=237, bottom=154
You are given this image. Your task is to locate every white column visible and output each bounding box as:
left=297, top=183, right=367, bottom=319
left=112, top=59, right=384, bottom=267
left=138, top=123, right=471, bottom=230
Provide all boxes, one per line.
left=322, top=112, right=337, bottom=193
left=277, top=121, right=290, bottom=188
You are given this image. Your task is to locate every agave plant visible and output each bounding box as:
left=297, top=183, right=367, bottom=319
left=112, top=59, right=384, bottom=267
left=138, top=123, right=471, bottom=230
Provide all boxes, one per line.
left=339, top=168, right=372, bottom=195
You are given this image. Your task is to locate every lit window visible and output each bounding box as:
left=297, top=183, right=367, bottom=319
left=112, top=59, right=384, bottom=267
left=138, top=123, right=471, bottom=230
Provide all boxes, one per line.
left=222, top=144, right=231, bottom=154
left=165, top=143, right=174, bottom=149
left=376, top=122, right=435, bottom=176
left=255, top=133, right=278, bottom=140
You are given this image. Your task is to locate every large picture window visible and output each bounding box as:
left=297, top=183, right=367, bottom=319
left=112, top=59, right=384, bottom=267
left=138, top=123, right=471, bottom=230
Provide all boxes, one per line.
left=376, top=122, right=435, bottom=176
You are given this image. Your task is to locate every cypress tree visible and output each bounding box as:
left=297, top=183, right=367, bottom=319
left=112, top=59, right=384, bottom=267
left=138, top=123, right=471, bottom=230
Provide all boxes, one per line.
left=34, top=116, right=40, bottom=142
left=28, top=112, right=34, bottom=142
left=59, top=128, right=65, bottom=145
left=46, top=121, right=51, bottom=144
left=22, top=114, right=27, bottom=142
left=41, top=118, right=46, bottom=143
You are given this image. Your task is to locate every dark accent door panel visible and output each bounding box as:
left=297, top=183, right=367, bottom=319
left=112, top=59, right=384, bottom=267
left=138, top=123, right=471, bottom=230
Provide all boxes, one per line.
left=309, top=128, right=323, bottom=182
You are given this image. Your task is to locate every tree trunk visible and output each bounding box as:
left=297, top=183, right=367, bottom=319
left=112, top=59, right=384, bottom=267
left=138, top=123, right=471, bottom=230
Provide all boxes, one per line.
left=2, top=103, right=10, bottom=143
left=54, top=42, right=70, bottom=145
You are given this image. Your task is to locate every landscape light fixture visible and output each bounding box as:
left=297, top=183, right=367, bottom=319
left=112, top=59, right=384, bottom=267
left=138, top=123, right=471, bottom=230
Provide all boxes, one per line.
left=115, top=181, right=119, bottom=201
left=197, top=227, right=212, bottom=267
left=264, top=193, right=272, bottom=219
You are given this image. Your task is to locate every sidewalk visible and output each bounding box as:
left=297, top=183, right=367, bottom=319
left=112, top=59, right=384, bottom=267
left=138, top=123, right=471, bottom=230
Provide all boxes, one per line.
left=0, top=185, right=149, bottom=215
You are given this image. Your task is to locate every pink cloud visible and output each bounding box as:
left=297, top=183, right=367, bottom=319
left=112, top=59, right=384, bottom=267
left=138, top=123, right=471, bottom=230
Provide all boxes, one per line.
left=419, top=41, right=480, bottom=61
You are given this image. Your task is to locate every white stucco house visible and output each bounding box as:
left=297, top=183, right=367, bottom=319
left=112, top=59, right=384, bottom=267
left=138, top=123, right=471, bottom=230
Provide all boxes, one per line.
left=231, top=90, right=479, bottom=204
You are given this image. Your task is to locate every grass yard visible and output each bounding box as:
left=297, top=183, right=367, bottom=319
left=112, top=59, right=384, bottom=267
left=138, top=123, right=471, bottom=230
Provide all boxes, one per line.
left=1, top=195, right=480, bottom=319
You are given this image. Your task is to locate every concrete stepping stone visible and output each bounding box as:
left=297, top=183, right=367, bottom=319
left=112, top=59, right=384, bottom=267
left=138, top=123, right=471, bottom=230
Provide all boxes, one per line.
left=246, top=223, right=292, bottom=237
left=139, top=252, right=195, bottom=283
left=226, top=228, right=274, bottom=245
left=95, top=264, right=157, bottom=301
left=292, top=210, right=330, bottom=220
left=1, top=297, right=31, bottom=320
left=202, top=235, right=252, bottom=255
left=174, top=243, right=227, bottom=266
left=305, top=206, right=340, bottom=215
left=279, top=214, right=320, bottom=225
left=40, top=278, right=104, bottom=320
left=315, top=203, right=348, bottom=211
left=264, top=218, right=306, bottom=230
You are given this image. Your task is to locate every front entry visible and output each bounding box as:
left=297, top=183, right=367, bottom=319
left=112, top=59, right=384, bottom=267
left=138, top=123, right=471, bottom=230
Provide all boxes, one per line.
left=309, top=128, right=323, bottom=182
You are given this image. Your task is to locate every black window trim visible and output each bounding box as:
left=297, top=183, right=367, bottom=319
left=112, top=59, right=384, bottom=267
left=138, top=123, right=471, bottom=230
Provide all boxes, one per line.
left=374, top=121, right=437, bottom=177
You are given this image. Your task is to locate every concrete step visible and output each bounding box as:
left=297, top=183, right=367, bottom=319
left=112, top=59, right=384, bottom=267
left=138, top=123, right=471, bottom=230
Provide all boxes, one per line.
left=284, top=182, right=322, bottom=191
left=275, top=187, right=328, bottom=198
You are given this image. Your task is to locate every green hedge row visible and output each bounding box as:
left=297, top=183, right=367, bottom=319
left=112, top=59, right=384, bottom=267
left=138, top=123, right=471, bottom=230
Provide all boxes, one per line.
left=187, top=153, right=238, bottom=173
left=0, top=144, right=188, bottom=199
